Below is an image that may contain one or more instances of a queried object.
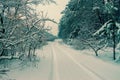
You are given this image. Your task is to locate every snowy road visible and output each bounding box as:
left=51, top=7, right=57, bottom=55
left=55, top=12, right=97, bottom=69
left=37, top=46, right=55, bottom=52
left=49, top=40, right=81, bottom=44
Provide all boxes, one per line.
left=51, top=43, right=103, bottom=80
left=51, top=42, right=120, bottom=80
left=7, top=41, right=120, bottom=80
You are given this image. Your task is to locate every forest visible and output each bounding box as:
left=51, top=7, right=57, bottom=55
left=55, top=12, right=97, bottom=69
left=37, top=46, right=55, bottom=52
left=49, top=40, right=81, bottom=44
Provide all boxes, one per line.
left=58, top=0, right=120, bottom=60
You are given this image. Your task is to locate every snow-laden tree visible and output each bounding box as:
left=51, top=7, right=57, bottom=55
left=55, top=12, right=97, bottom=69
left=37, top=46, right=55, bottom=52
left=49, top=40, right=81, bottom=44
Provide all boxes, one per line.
left=94, top=20, right=120, bottom=59
left=59, top=0, right=120, bottom=57
left=94, top=0, right=120, bottom=60
left=58, top=0, right=109, bottom=56
left=58, top=0, right=106, bottom=39
left=0, top=0, right=56, bottom=60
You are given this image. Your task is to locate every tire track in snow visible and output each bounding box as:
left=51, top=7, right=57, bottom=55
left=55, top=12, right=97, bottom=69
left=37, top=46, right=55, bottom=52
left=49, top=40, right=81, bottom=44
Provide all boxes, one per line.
left=56, top=44, right=106, bottom=80
left=51, top=44, right=60, bottom=80
left=48, top=45, right=54, bottom=80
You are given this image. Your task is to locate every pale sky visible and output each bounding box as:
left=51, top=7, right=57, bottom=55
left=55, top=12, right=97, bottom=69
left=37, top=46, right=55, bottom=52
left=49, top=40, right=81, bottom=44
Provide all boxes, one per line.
left=36, top=0, right=69, bottom=36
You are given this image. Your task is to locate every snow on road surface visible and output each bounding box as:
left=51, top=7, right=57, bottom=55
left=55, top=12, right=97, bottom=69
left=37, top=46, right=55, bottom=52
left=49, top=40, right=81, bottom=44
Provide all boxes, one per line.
left=6, top=41, right=120, bottom=80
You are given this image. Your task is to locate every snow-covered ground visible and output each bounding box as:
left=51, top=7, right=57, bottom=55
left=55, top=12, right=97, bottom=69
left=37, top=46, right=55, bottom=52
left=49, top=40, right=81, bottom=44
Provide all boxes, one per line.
left=5, top=44, right=53, bottom=80
left=1, top=41, right=120, bottom=80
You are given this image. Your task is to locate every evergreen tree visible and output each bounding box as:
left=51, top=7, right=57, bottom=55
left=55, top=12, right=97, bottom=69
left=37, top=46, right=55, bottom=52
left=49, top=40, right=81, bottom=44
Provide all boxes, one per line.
left=94, top=0, right=120, bottom=60
left=59, top=0, right=120, bottom=58
left=58, top=0, right=106, bottom=40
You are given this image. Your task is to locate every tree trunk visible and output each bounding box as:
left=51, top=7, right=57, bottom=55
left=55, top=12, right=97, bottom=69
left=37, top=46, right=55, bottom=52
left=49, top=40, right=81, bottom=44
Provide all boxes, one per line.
left=113, top=40, right=116, bottom=60
left=95, top=50, right=98, bottom=56
left=0, top=5, right=6, bottom=57
left=28, top=45, right=32, bottom=61
left=113, top=23, right=116, bottom=60
left=33, top=46, right=36, bottom=56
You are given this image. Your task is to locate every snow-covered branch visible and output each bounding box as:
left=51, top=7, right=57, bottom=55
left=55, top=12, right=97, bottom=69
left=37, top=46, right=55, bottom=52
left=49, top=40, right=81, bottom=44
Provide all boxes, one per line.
left=33, top=18, right=57, bottom=26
